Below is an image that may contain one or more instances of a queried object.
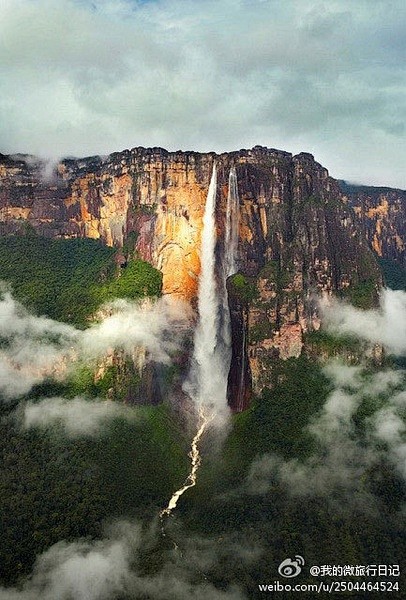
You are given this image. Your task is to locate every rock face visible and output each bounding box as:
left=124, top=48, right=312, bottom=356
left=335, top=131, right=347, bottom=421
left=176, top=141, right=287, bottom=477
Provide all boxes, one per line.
left=0, top=149, right=212, bottom=301
left=222, top=150, right=385, bottom=402
left=339, top=181, right=406, bottom=267
left=0, top=146, right=394, bottom=409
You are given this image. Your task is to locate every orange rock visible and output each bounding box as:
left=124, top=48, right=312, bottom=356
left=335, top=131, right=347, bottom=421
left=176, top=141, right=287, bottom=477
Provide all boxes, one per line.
left=277, top=323, right=303, bottom=360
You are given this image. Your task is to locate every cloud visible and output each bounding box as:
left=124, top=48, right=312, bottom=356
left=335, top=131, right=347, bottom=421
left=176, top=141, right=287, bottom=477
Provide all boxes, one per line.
left=322, top=289, right=406, bottom=356
left=0, top=520, right=246, bottom=600
left=245, top=362, right=406, bottom=505
left=0, top=291, right=189, bottom=400
left=0, top=291, right=78, bottom=399
left=0, top=522, right=139, bottom=600
left=21, top=396, right=132, bottom=436
left=369, top=392, right=406, bottom=481
left=0, top=0, right=405, bottom=187
left=80, top=297, right=189, bottom=364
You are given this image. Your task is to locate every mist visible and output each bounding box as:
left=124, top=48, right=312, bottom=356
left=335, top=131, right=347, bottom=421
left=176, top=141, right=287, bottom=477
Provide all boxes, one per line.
left=0, top=520, right=247, bottom=600
left=21, top=396, right=134, bottom=437
left=246, top=360, right=406, bottom=511
left=322, top=288, right=406, bottom=355
left=0, top=291, right=78, bottom=399
left=0, top=291, right=190, bottom=401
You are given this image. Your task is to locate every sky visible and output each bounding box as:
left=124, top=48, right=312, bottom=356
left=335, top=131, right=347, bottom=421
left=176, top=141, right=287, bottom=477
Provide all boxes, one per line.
left=0, top=0, right=405, bottom=188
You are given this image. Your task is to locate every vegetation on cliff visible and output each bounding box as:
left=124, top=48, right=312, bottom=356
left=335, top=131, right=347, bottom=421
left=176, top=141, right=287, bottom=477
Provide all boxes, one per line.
left=102, top=259, right=162, bottom=301
left=0, top=235, right=114, bottom=326
left=380, top=257, right=406, bottom=291
left=0, top=235, right=162, bottom=327
left=224, top=356, right=332, bottom=472
left=304, top=329, right=361, bottom=357
left=228, top=273, right=259, bottom=305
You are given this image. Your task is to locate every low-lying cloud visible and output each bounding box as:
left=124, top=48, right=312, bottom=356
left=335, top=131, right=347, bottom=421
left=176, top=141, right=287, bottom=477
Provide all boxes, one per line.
left=322, top=288, right=406, bottom=356
left=246, top=362, right=406, bottom=506
left=80, top=297, right=188, bottom=364
left=0, top=520, right=246, bottom=600
left=0, top=291, right=78, bottom=398
left=0, top=291, right=190, bottom=400
left=230, top=288, right=406, bottom=474
left=22, top=396, right=132, bottom=437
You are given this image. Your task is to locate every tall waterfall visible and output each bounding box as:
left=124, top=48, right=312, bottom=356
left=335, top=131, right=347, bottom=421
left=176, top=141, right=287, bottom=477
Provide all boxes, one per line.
left=224, top=166, right=240, bottom=278
left=194, top=164, right=240, bottom=416
left=221, top=166, right=240, bottom=349
left=192, top=164, right=225, bottom=411
left=160, top=164, right=240, bottom=520
left=160, top=163, right=222, bottom=520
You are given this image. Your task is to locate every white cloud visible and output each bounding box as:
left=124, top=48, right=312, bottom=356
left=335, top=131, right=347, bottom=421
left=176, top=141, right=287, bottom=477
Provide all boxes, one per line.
left=22, top=396, right=132, bottom=436
left=0, top=521, right=246, bottom=600
left=246, top=361, right=406, bottom=502
left=370, top=398, right=406, bottom=481
left=0, top=291, right=78, bottom=399
left=322, top=362, right=363, bottom=390
left=0, top=522, right=139, bottom=600
left=322, top=289, right=406, bottom=356
left=80, top=297, right=189, bottom=364
left=0, top=291, right=189, bottom=400
left=0, top=0, right=405, bottom=187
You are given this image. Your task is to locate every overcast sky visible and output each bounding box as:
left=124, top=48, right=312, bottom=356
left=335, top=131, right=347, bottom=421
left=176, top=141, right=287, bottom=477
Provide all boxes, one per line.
left=0, top=0, right=405, bottom=187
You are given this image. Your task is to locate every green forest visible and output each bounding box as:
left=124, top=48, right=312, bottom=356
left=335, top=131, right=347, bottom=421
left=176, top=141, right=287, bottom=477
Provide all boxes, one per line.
left=0, top=235, right=162, bottom=326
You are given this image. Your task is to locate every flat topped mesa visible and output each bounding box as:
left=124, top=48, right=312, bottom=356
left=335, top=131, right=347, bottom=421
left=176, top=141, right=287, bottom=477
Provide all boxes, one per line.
left=1, top=143, right=402, bottom=410
left=0, top=144, right=392, bottom=302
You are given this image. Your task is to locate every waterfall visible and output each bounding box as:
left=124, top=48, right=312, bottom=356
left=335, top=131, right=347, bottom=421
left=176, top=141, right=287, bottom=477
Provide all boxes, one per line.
left=194, top=164, right=241, bottom=415
left=160, top=163, right=240, bottom=520
left=160, top=163, right=224, bottom=520
left=237, top=311, right=246, bottom=413
left=224, top=166, right=240, bottom=278
left=192, top=163, right=230, bottom=419
left=221, top=166, right=240, bottom=350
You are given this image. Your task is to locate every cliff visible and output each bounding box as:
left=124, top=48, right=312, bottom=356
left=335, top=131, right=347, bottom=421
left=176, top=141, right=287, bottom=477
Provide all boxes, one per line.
left=339, top=181, right=405, bottom=267
left=0, top=146, right=393, bottom=409
left=0, top=149, right=210, bottom=301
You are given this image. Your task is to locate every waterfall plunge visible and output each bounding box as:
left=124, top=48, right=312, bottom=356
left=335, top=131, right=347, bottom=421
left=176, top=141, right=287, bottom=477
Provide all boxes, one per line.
left=224, top=166, right=240, bottom=279
left=193, top=163, right=240, bottom=420
left=183, top=163, right=241, bottom=422
left=160, top=164, right=240, bottom=519
left=192, top=163, right=228, bottom=420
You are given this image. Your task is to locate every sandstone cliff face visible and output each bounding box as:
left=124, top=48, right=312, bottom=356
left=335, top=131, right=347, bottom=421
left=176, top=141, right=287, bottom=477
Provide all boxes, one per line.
left=340, top=181, right=405, bottom=267
left=0, top=146, right=388, bottom=409
left=217, top=150, right=382, bottom=401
